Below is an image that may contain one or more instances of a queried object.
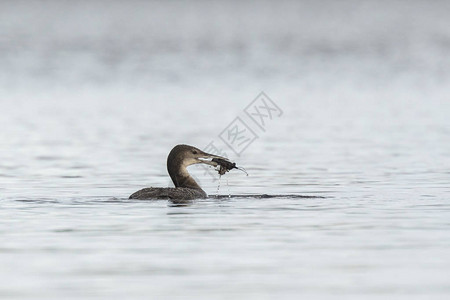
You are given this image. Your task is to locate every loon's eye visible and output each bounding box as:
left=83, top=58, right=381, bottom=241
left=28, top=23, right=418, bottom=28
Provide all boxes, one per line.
left=192, top=150, right=198, bottom=155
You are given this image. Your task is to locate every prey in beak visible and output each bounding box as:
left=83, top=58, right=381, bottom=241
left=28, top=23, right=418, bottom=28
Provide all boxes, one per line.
left=173, top=144, right=246, bottom=177
left=196, top=152, right=239, bottom=175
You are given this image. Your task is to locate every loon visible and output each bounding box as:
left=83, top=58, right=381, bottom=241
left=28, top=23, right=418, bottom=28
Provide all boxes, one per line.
left=129, top=144, right=230, bottom=200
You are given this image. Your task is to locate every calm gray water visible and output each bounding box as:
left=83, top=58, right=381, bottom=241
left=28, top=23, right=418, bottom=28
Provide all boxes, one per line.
left=1, top=0, right=450, bottom=299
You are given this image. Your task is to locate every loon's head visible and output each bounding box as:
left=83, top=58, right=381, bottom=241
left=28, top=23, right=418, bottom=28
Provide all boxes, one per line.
left=167, top=144, right=230, bottom=188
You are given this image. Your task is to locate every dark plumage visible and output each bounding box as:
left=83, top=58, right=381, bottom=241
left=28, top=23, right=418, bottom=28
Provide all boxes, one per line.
left=129, top=144, right=229, bottom=200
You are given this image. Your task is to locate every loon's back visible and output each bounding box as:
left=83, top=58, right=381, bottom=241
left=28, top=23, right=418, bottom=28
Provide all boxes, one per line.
left=129, top=187, right=207, bottom=200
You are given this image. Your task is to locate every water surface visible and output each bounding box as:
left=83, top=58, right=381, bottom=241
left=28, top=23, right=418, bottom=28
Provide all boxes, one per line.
left=1, top=0, right=450, bottom=299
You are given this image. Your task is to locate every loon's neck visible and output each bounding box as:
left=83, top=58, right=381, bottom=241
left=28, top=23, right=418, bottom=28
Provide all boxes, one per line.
left=174, top=169, right=202, bottom=190
left=168, top=161, right=203, bottom=190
